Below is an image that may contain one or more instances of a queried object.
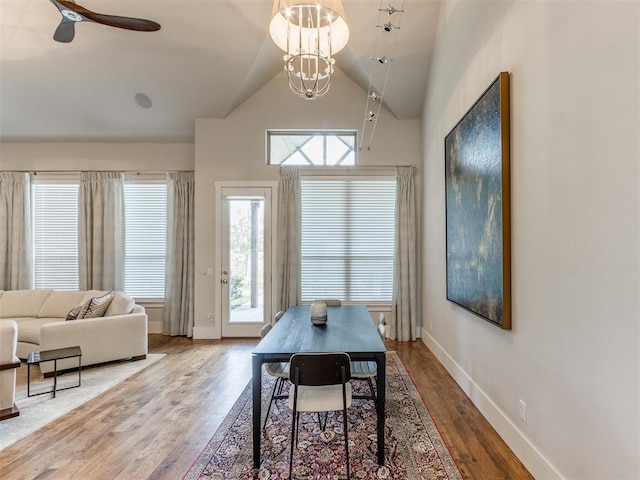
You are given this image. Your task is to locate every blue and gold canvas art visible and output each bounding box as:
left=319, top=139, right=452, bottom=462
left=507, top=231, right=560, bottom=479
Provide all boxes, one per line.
left=445, top=72, right=511, bottom=329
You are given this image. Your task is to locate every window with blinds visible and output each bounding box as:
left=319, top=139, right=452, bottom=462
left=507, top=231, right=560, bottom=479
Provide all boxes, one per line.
left=124, top=180, right=167, bottom=299
left=30, top=175, right=168, bottom=298
left=300, top=178, right=396, bottom=303
left=32, top=179, right=80, bottom=290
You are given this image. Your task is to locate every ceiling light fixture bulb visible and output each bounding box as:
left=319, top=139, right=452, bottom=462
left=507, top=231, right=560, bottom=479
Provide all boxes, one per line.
left=369, top=92, right=382, bottom=101
left=368, top=111, right=376, bottom=121
left=378, top=22, right=397, bottom=32
left=375, top=56, right=390, bottom=64
left=378, top=4, right=404, bottom=15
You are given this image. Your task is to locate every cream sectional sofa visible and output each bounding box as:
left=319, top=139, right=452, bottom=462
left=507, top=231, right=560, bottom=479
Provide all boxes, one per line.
left=0, top=289, right=148, bottom=374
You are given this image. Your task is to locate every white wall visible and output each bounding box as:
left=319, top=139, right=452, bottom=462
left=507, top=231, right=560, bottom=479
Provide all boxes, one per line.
left=421, top=1, right=639, bottom=479
left=0, top=143, right=194, bottom=171
left=193, top=69, right=421, bottom=338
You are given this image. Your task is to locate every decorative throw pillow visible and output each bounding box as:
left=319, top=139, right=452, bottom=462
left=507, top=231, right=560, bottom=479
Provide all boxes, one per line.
left=66, top=302, right=86, bottom=321
left=104, top=291, right=136, bottom=316
left=77, top=291, right=115, bottom=319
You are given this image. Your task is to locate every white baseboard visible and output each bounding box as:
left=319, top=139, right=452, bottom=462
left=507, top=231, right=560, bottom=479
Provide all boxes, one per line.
left=193, top=326, right=220, bottom=339
left=420, top=327, right=564, bottom=480
left=148, top=322, right=219, bottom=338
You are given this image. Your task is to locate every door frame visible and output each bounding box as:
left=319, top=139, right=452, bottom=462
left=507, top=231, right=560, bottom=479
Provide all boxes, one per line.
left=214, top=181, right=278, bottom=337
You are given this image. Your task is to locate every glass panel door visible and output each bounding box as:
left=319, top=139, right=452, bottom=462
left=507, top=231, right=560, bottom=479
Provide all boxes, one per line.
left=220, top=188, right=271, bottom=337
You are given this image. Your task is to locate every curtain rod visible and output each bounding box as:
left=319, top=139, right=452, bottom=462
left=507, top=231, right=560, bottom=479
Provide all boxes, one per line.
left=295, top=164, right=415, bottom=170
left=7, top=165, right=414, bottom=174
left=6, top=170, right=193, bottom=174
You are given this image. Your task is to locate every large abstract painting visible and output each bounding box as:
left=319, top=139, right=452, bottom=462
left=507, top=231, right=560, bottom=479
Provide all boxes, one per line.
left=445, top=72, right=511, bottom=329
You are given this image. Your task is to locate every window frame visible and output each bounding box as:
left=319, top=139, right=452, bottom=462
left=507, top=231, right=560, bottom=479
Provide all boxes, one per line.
left=266, top=129, right=357, bottom=166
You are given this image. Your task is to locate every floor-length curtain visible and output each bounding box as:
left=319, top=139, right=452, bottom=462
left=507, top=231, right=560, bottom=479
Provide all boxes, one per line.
left=0, top=172, right=33, bottom=290
left=78, top=172, right=125, bottom=291
left=392, top=166, right=420, bottom=341
left=276, top=167, right=300, bottom=313
left=163, top=172, right=195, bottom=337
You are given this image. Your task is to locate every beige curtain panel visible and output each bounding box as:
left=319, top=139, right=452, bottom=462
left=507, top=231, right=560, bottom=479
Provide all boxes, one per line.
left=0, top=172, right=33, bottom=290
left=163, top=172, right=195, bottom=337
left=392, top=166, right=420, bottom=341
left=276, top=166, right=300, bottom=313
left=78, top=172, right=125, bottom=291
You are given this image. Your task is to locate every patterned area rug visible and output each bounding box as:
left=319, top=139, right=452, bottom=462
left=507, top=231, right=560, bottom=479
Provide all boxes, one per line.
left=184, top=352, right=462, bottom=479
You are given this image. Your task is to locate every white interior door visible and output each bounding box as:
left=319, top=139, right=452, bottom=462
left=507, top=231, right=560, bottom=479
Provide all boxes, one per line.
left=219, top=186, right=272, bottom=337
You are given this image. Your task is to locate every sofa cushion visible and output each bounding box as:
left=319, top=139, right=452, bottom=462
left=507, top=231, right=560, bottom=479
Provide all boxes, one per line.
left=16, top=317, right=60, bottom=344
left=0, top=290, right=52, bottom=318
left=105, top=291, right=136, bottom=316
left=38, top=291, right=87, bottom=318
left=77, top=291, right=114, bottom=319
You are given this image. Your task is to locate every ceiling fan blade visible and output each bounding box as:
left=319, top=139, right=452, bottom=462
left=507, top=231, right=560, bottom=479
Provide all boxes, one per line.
left=80, top=13, right=161, bottom=32
left=53, top=18, right=76, bottom=43
left=49, top=0, right=160, bottom=35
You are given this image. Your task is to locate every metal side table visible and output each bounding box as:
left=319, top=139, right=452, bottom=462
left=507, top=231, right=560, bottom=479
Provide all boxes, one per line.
left=27, top=346, right=82, bottom=398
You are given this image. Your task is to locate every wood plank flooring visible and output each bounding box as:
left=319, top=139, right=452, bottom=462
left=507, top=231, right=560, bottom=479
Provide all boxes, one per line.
left=0, top=336, right=533, bottom=479
left=391, top=340, right=533, bottom=480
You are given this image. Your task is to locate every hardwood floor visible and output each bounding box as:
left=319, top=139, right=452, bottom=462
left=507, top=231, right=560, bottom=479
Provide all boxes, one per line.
left=391, top=340, right=533, bottom=480
left=0, top=336, right=533, bottom=479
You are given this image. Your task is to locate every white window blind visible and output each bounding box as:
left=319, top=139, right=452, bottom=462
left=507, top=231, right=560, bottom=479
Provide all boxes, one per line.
left=32, top=180, right=79, bottom=290
left=124, top=181, right=167, bottom=299
left=300, top=179, right=396, bottom=303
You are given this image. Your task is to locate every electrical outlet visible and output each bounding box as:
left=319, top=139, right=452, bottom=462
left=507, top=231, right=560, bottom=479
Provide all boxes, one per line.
left=207, top=313, right=213, bottom=322
left=519, top=399, right=527, bottom=423
left=429, top=320, right=433, bottom=330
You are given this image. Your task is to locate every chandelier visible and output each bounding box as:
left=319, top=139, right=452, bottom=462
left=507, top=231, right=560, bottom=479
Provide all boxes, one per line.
left=269, top=0, right=349, bottom=100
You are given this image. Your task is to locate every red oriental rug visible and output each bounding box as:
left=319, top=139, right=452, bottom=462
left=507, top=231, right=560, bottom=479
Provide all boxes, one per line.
left=184, top=352, right=462, bottom=480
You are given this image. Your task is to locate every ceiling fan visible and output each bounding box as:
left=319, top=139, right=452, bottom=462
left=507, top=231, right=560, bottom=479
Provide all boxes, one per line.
left=49, top=0, right=161, bottom=43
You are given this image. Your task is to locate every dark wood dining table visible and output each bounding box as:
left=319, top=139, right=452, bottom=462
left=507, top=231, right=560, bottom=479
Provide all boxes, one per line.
left=251, top=305, right=387, bottom=468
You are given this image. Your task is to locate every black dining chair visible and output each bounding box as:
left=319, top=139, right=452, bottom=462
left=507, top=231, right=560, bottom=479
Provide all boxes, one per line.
left=351, top=312, right=386, bottom=405
left=288, top=352, right=352, bottom=480
left=261, top=322, right=290, bottom=428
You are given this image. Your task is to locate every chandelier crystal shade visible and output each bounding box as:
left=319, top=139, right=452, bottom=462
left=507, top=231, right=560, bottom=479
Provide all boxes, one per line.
left=269, top=0, right=349, bottom=99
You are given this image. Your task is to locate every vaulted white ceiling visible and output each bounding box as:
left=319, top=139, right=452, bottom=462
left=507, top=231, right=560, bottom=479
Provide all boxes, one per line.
left=0, top=0, right=440, bottom=142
